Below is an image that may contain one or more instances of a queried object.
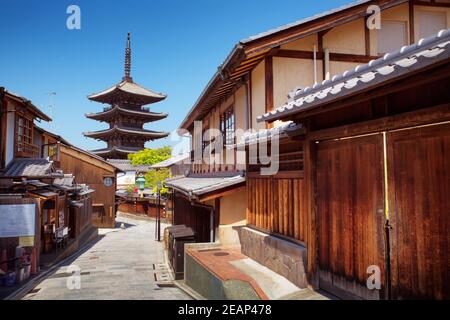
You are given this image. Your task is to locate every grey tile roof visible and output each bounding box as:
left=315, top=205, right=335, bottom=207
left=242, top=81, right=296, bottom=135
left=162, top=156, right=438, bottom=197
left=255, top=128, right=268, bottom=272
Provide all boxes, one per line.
left=84, top=126, right=169, bottom=139
left=53, top=175, right=75, bottom=187
left=179, top=0, right=396, bottom=130
left=92, top=146, right=142, bottom=157
left=165, top=173, right=246, bottom=198
left=1, top=158, right=56, bottom=178
left=236, top=121, right=303, bottom=148
left=151, top=154, right=190, bottom=169
left=86, top=105, right=168, bottom=120
left=29, top=189, right=59, bottom=198
left=258, top=29, right=450, bottom=122
left=88, top=80, right=166, bottom=104
left=107, top=159, right=152, bottom=173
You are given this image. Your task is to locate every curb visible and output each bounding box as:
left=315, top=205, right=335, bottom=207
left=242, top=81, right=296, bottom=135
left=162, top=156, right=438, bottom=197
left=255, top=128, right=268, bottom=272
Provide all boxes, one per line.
left=173, top=280, right=206, bottom=300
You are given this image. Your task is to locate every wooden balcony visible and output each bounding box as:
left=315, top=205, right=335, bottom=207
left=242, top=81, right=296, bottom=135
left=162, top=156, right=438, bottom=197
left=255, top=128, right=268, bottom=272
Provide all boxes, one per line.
left=15, top=141, right=39, bottom=158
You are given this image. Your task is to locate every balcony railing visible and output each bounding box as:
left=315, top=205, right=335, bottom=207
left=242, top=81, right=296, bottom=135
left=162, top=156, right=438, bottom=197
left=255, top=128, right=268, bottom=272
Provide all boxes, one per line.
left=16, top=141, right=39, bottom=158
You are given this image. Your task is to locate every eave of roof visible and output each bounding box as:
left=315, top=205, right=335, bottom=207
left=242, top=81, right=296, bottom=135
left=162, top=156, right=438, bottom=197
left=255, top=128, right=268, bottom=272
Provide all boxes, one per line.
left=88, top=80, right=166, bottom=105
left=83, top=126, right=170, bottom=140
left=86, top=105, right=168, bottom=122
left=165, top=173, right=246, bottom=200
left=178, top=0, right=407, bottom=130
left=61, top=143, right=118, bottom=170
left=258, top=28, right=450, bottom=123
left=91, top=146, right=142, bottom=157
left=107, top=159, right=152, bottom=172
left=34, top=126, right=72, bottom=146
left=3, top=90, right=52, bottom=122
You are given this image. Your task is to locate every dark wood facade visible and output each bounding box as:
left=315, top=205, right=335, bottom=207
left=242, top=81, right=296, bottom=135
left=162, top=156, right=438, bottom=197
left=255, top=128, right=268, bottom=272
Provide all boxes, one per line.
left=59, top=144, right=117, bottom=228
left=257, top=53, right=450, bottom=299
left=173, top=192, right=212, bottom=243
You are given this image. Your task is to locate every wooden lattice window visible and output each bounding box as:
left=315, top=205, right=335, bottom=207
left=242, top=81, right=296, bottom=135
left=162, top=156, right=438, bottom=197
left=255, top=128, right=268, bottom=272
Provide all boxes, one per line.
left=16, top=114, right=35, bottom=156
left=220, top=106, right=235, bottom=146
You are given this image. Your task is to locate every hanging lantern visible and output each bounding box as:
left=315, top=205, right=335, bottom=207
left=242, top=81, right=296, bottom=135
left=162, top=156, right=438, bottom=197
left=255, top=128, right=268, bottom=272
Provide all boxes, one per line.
left=136, top=175, right=146, bottom=192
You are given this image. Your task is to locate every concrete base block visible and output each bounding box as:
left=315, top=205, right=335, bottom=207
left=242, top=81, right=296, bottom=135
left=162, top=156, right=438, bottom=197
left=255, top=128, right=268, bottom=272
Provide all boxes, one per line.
left=238, top=227, right=308, bottom=289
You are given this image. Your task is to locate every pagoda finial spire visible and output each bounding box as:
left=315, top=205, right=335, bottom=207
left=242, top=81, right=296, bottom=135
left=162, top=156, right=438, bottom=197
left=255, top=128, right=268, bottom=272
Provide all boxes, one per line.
left=123, top=32, right=132, bottom=82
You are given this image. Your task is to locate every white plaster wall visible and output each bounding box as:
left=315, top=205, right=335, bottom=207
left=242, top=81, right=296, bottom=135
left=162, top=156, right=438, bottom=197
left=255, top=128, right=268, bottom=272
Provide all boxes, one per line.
left=251, top=61, right=266, bottom=130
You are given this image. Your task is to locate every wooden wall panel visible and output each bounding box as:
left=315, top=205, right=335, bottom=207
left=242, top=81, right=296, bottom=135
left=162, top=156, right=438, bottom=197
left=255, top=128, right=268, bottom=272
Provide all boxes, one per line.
left=174, top=193, right=211, bottom=243
left=316, top=134, right=386, bottom=300
left=60, top=150, right=116, bottom=228
left=246, top=177, right=306, bottom=242
left=387, top=123, right=450, bottom=300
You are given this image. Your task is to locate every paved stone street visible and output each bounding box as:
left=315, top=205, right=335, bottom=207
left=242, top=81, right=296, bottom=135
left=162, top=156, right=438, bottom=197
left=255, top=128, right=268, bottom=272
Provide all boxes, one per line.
left=22, top=215, right=191, bottom=300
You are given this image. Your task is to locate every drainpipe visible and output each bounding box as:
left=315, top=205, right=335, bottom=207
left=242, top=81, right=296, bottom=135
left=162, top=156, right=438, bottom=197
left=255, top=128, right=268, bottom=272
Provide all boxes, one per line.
left=190, top=199, right=216, bottom=243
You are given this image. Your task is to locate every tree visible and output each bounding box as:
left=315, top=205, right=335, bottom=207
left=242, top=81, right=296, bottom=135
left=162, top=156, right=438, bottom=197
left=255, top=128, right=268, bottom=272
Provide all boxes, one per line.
left=145, top=168, right=171, bottom=195
left=128, top=146, right=172, bottom=166
left=128, top=147, right=173, bottom=195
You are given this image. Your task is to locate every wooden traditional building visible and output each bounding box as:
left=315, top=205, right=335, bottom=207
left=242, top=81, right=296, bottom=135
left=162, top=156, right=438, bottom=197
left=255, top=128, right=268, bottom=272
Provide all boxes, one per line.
left=170, top=0, right=450, bottom=299
left=0, top=89, right=98, bottom=283
left=33, top=127, right=119, bottom=228
left=84, top=33, right=169, bottom=159
left=58, top=144, right=118, bottom=228
left=256, top=28, right=450, bottom=300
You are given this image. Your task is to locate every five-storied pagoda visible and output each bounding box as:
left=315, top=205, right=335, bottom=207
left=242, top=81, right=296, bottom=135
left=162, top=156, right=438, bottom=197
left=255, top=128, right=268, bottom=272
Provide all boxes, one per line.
left=84, top=33, right=169, bottom=159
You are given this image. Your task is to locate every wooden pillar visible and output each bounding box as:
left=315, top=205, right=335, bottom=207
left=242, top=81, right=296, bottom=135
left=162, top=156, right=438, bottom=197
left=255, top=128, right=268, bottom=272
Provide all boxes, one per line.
left=214, top=198, right=220, bottom=242
left=365, top=17, right=371, bottom=56
left=303, top=121, right=319, bottom=288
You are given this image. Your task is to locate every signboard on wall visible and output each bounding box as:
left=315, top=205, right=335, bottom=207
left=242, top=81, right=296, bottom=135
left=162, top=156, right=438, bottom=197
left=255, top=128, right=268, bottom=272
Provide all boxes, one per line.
left=0, top=204, right=36, bottom=238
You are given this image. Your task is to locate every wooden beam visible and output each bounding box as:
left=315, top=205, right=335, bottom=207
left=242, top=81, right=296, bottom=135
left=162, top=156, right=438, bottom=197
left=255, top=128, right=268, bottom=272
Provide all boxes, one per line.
left=329, top=52, right=379, bottom=63
left=365, top=17, right=371, bottom=56
left=272, top=49, right=379, bottom=63
left=412, top=0, right=450, bottom=7
left=308, top=103, right=450, bottom=141
left=265, top=56, right=274, bottom=115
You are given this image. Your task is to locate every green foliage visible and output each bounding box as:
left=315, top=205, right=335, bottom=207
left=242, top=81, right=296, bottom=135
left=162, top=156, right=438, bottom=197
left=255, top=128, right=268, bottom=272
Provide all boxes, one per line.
left=126, top=184, right=136, bottom=195
left=144, top=168, right=171, bottom=195
left=128, top=146, right=172, bottom=166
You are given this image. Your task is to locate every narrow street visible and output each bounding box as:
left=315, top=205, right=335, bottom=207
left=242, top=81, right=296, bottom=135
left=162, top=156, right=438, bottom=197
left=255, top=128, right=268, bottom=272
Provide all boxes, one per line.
left=22, top=215, right=191, bottom=300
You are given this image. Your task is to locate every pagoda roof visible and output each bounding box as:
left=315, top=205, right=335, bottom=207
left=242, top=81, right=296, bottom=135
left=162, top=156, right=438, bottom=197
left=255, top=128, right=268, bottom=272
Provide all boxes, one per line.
left=86, top=105, right=168, bottom=122
left=83, top=126, right=169, bottom=140
left=90, top=146, right=142, bottom=158
left=88, top=80, right=167, bottom=105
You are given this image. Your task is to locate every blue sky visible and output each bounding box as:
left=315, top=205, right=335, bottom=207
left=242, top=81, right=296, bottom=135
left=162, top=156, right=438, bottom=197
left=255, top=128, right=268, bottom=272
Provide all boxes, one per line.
left=0, top=0, right=352, bottom=153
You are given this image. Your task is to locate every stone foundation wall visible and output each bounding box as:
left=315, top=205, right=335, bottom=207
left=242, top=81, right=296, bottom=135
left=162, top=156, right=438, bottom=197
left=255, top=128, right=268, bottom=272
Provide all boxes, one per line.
left=238, top=227, right=308, bottom=288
